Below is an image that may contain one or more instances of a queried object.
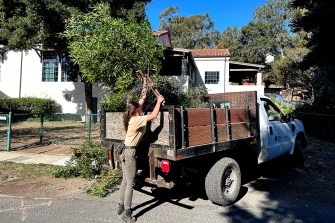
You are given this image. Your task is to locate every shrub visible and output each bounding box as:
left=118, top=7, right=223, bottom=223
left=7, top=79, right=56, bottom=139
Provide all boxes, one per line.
left=52, top=141, right=108, bottom=179
left=0, top=97, right=58, bottom=114
left=52, top=141, right=122, bottom=197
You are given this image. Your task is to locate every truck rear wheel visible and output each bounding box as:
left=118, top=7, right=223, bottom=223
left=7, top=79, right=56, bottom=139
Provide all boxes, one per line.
left=205, top=157, right=241, bottom=206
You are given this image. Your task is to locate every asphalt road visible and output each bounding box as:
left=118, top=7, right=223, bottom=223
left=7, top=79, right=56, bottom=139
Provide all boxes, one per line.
left=2, top=136, right=335, bottom=223
left=1, top=172, right=334, bottom=223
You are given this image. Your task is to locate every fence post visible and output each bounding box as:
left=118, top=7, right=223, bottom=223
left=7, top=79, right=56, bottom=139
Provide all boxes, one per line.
left=87, top=114, right=92, bottom=143
left=39, top=113, right=44, bottom=144
left=6, top=112, right=12, bottom=151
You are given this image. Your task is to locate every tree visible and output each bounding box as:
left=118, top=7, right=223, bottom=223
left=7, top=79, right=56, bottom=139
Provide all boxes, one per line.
left=159, top=6, right=221, bottom=49
left=0, top=0, right=151, bottom=51
left=222, top=0, right=294, bottom=64
left=271, top=47, right=315, bottom=99
left=63, top=3, right=164, bottom=111
left=217, top=26, right=239, bottom=49
left=0, top=0, right=152, bottom=113
left=290, top=0, right=335, bottom=111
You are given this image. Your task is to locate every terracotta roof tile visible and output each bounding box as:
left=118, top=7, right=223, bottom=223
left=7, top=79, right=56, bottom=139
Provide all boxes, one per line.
left=152, top=30, right=169, bottom=36
left=191, top=49, right=230, bottom=58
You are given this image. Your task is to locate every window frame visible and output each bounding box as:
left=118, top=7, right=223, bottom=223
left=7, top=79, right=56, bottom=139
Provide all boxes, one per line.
left=61, top=52, right=79, bottom=82
left=205, top=71, right=220, bottom=84
left=42, top=51, right=59, bottom=82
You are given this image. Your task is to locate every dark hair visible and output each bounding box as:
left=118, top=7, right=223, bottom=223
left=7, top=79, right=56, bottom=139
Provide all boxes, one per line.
left=123, top=101, right=140, bottom=132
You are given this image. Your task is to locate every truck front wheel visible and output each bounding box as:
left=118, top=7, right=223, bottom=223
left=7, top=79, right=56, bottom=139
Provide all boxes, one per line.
left=292, top=136, right=304, bottom=167
left=205, top=157, right=241, bottom=206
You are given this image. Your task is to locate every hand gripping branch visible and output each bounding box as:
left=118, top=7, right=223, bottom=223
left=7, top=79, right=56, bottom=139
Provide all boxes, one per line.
left=136, top=70, right=165, bottom=105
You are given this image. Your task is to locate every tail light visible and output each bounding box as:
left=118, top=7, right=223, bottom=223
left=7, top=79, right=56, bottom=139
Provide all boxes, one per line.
left=161, top=160, right=170, bottom=173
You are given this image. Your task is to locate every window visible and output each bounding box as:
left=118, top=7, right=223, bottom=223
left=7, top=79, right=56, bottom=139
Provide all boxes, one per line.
left=61, top=52, right=79, bottom=82
left=205, top=71, right=219, bottom=84
left=42, top=52, right=58, bottom=82
left=261, top=99, right=281, bottom=121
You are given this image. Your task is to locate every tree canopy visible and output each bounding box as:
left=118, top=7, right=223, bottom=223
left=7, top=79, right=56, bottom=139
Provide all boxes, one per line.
left=220, top=0, right=293, bottom=64
left=62, top=3, right=164, bottom=110
left=290, top=0, right=335, bottom=111
left=159, top=6, right=221, bottom=49
left=0, top=0, right=151, bottom=51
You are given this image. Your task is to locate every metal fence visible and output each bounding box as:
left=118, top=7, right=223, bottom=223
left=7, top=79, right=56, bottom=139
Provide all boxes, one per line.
left=0, top=112, right=100, bottom=151
left=296, top=112, right=335, bottom=143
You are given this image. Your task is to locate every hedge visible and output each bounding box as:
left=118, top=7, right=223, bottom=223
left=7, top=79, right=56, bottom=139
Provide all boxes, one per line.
left=0, top=97, right=58, bottom=114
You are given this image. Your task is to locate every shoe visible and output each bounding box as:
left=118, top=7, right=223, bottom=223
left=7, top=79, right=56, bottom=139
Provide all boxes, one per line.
left=120, top=209, right=136, bottom=222
left=117, top=203, right=124, bottom=215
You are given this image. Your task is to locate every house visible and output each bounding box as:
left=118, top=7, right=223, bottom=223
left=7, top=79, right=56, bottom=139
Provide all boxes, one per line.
left=191, top=49, right=264, bottom=95
left=160, top=47, right=265, bottom=95
left=0, top=48, right=104, bottom=114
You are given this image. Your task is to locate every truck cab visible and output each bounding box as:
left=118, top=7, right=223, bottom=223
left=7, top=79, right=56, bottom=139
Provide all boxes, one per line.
left=258, top=95, right=307, bottom=164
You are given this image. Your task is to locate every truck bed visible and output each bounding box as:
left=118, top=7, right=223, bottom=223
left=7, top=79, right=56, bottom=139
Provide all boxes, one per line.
left=103, top=91, right=258, bottom=161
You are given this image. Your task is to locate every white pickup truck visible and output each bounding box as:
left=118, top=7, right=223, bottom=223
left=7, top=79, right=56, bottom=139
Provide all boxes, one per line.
left=104, top=91, right=307, bottom=206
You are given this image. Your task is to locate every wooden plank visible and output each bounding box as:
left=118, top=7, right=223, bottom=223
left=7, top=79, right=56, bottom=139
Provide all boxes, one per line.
left=230, top=109, right=247, bottom=123
left=215, top=108, right=226, bottom=124
left=147, top=112, right=170, bottom=146
left=187, top=126, right=212, bottom=146
left=185, top=108, right=211, bottom=126
left=231, top=123, right=249, bottom=139
left=217, top=124, right=227, bottom=141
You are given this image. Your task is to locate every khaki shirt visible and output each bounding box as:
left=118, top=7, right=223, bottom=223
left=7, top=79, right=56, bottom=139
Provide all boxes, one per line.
left=124, top=115, right=148, bottom=147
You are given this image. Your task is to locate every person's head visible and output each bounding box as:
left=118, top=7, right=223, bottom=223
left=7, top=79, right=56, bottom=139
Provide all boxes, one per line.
left=123, top=101, right=142, bottom=131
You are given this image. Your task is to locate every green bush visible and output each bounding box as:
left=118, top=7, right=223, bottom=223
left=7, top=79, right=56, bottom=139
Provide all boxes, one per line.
left=52, top=141, right=122, bottom=197
left=52, top=141, right=109, bottom=179
left=0, top=97, right=58, bottom=114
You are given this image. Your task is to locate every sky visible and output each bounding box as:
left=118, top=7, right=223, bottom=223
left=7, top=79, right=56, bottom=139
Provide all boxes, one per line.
left=146, top=0, right=267, bottom=32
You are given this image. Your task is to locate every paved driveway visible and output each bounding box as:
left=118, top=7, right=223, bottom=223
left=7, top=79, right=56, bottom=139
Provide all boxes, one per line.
left=1, top=136, right=334, bottom=223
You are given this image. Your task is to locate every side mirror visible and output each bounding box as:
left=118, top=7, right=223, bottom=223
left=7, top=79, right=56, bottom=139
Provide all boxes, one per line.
left=282, top=113, right=294, bottom=122
left=288, top=113, right=295, bottom=121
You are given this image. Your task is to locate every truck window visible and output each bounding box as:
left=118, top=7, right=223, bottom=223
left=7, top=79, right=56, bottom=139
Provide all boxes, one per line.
left=262, top=99, right=281, bottom=121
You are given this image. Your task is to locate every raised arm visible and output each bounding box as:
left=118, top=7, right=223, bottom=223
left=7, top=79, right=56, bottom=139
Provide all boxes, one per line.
left=138, top=74, right=148, bottom=107
left=147, top=95, right=164, bottom=121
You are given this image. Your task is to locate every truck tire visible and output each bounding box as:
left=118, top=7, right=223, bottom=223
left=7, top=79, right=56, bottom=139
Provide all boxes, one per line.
left=292, top=136, right=304, bottom=167
left=205, top=157, right=241, bottom=206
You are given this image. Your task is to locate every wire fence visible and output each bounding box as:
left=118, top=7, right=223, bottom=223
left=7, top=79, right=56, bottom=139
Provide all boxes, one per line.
left=0, top=114, right=8, bottom=150
left=0, top=112, right=100, bottom=151
left=296, top=112, right=335, bottom=143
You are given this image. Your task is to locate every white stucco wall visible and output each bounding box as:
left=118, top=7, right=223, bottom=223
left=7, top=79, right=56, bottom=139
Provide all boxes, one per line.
left=0, top=50, right=105, bottom=114
left=194, top=57, right=264, bottom=95
left=194, top=57, right=229, bottom=94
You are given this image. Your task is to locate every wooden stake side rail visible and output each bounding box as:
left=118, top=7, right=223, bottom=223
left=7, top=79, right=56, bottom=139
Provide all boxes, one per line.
left=150, top=91, right=258, bottom=160
left=103, top=91, right=257, bottom=162
left=151, top=105, right=256, bottom=161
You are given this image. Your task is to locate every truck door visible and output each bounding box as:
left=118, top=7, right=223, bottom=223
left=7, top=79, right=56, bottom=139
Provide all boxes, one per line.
left=260, top=98, right=293, bottom=160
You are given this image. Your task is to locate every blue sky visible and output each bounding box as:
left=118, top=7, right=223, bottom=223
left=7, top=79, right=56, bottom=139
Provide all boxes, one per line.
left=146, top=0, right=267, bottom=32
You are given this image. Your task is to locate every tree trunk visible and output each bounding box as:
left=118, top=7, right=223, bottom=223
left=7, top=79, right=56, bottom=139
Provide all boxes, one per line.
left=84, top=81, right=93, bottom=115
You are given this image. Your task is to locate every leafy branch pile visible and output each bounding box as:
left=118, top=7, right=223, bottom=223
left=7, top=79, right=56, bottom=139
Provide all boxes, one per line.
left=51, top=141, right=121, bottom=197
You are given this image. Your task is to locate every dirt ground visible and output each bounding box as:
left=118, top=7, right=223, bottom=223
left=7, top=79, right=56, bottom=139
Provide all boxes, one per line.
left=0, top=136, right=334, bottom=200
left=0, top=144, right=94, bottom=198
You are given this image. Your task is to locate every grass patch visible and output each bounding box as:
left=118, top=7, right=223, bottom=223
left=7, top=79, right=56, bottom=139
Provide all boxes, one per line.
left=0, top=161, right=53, bottom=181
left=0, top=141, right=122, bottom=198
